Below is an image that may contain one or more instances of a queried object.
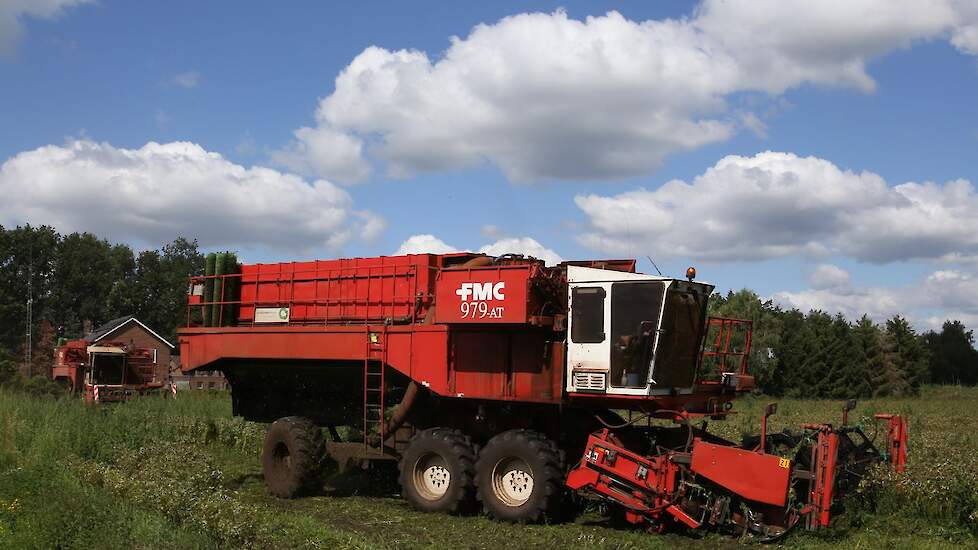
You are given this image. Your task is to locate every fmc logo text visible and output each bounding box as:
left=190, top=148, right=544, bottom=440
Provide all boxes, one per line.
left=455, top=281, right=505, bottom=301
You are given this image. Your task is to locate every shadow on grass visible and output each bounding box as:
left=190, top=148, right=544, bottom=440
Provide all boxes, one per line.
left=227, top=461, right=402, bottom=499
left=320, top=461, right=401, bottom=498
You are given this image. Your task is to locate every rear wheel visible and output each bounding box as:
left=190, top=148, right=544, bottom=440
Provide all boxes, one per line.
left=476, top=429, right=565, bottom=522
left=399, top=428, right=476, bottom=514
left=262, top=416, right=324, bottom=498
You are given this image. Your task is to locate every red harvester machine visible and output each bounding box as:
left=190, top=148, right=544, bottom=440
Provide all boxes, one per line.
left=178, top=252, right=908, bottom=539
left=52, top=339, right=164, bottom=402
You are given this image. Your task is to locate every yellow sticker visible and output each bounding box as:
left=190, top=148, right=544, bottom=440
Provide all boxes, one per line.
left=778, top=458, right=791, bottom=469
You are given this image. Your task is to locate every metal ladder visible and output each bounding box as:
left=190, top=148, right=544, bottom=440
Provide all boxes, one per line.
left=363, top=324, right=388, bottom=454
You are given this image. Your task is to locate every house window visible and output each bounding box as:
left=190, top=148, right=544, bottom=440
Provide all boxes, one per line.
left=208, top=382, right=215, bottom=390
left=197, top=382, right=203, bottom=390
left=152, top=348, right=158, bottom=364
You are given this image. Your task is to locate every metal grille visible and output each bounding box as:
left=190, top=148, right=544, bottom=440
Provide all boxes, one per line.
left=573, top=371, right=606, bottom=391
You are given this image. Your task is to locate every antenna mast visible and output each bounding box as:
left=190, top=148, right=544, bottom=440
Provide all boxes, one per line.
left=646, top=255, right=664, bottom=277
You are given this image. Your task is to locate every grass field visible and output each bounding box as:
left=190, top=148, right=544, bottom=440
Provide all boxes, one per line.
left=1, top=386, right=976, bottom=549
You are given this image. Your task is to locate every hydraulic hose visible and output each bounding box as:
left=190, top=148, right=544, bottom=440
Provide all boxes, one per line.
left=368, top=381, right=420, bottom=446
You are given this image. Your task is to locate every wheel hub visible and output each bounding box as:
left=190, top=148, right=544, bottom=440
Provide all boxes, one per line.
left=413, top=452, right=451, bottom=500
left=492, top=458, right=534, bottom=506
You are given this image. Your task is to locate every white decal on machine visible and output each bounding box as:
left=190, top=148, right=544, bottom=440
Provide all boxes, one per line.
left=456, top=281, right=505, bottom=319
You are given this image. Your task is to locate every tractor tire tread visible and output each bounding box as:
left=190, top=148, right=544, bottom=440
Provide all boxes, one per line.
left=475, top=429, right=566, bottom=523
left=262, top=416, right=324, bottom=499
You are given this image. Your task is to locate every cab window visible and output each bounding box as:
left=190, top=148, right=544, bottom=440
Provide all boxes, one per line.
left=571, top=287, right=606, bottom=343
left=610, top=282, right=665, bottom=388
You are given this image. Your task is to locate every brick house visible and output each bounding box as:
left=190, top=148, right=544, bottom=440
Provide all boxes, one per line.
left=168, top=355, right=229, bottom=391
left=85, top=315, right=174, bottom=383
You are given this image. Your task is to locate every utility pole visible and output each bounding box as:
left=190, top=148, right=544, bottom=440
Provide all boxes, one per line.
left=25, top=243, right=33, bottom=378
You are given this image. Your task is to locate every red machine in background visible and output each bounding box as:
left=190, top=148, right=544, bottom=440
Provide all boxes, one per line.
left=178, top=252, right=907, bottom=539
left=52, top=339, right=164, bottom=402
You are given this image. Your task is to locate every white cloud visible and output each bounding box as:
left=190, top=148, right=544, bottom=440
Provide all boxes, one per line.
left=773, top=268, right=978, bottom=330
left=738, top=111, right=768, bottom=138
left=272, top=125, right=372, bottom=184
left=479, top=237, right=562, bottom=266
left=772, top=286, right=900, bottom=322
left=951, top=0, right=978, bottom=55
left=480, top=224, right=505, bottom=239
left=278, top=2, right=978, bottom=183
left=0, top=139, right=382, bottom=251
left=394, top=234, right=460, bottom=255
left=394, top=234, right=562, bottom=265
left=693, top=0, right=960, bottom=93
left=809, top=264, right=851, bottom=290
left=0, top=0, right=92, bottom=58
left=576, top=151, right=978, bottom=264
left=171, top=70, right=200, bottom=88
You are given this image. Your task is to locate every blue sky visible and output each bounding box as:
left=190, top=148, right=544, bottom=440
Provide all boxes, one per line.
left=2, top=0, right=978, bottom=329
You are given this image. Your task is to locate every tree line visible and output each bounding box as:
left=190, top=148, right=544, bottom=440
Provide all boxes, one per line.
left=708, top=289, right=978, bottom=397
left=0, top=225, right=203, bottom=381
left=1, top=223, right=976, bottom=397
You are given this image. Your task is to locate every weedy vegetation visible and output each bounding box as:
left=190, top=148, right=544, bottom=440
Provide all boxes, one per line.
left=0, top=386, right=975, bottom=549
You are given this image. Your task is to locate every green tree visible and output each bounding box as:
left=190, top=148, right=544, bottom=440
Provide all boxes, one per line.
left=122, top=238, right=204, bottom=343
left=923, top=320, right=978, bottom=385
left=0, top=346, right=17, bottom=384
left=850, top=315, right=885, bottom=397
left=159, top=238, right=205, bottom=342
left=0, top=225, right=59, bottom=359
left=878, top=315, right=928, bottom=396
left=821, top=314, right=866, bottom=399
left=128, top=249, right=168, bottom=333
left=50, top=232, right=135, bottom=338
left=773, top=309, right=812, bottom=397
left=796, top=310, right=839, bottom=398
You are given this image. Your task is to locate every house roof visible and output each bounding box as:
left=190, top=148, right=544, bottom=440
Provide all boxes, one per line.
left=85, top=315, right=175, bottom=349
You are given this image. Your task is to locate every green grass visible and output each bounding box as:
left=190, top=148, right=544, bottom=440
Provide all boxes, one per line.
left=0, top=387, right=976, bottom=549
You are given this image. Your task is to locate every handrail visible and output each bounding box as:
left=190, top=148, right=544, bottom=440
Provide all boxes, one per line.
left=185, top=262, right=441, bottom=329
left=700, top=317, right=753, bottom=377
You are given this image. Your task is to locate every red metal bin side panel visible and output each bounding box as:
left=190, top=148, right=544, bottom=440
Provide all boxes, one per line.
left=238, top=264, right=259, bottom=321
left=449, top=330, right=562, bottom=403
left=511, top=332, right=560, bottom=403
left=451, top=331, right=509, bottom=398
left=435, top=267, right=529, bottom=323
left=689, top=439, right=791, bottom=506
left=235, top=255, right=436, bottom=324
left=409, top=330, right=452, bottom=395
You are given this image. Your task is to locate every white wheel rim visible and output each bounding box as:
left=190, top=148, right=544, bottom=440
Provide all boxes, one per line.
left=491, top=458, right=534, bottom=507
left=413, top=452, right=451, bottom=500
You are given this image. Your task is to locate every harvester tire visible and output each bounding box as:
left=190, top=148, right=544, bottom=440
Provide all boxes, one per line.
left=399, top=428, right=477, bottom=514
left=262, top=416, right=324, bottom=499
left=475, top=429, right=565, bottom=523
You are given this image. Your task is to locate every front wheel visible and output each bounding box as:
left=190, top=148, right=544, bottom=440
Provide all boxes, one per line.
left=475, top=429, right=565, bottom=522
left=399, top=428, right=477, bottom=514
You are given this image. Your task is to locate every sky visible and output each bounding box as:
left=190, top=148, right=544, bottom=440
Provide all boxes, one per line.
left=1, top=0, right=978, bottom=330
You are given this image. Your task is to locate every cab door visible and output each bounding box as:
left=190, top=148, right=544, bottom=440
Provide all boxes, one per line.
left=565, top=283, right=611, bottom=392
